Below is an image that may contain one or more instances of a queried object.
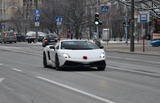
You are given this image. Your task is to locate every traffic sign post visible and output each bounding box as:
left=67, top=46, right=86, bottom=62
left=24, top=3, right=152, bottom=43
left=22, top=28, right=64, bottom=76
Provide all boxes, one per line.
left=101, top=5, right=109, bottom=13
left=35, top=16, right=40, bottom=27
left=56, top=17, right=63, bottom=35
left=56, top=17, right=63, bottom=25
left=34, top=9, right=40, bottom=16
left=138, top=11, right=149, bottom=52
left=34, top=9, right=40, bottom=27
left=34, top=9, right=40, bottom=43
left=140, top=14, right=148, bottom=23
left=138, top=11, right=149, bottom=23
left=35, top=16, right=40, bottom=22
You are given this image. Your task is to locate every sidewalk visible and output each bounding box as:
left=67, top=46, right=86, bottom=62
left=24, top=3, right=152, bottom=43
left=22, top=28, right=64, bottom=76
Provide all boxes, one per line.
left=102, top=40, right=160, bottom=56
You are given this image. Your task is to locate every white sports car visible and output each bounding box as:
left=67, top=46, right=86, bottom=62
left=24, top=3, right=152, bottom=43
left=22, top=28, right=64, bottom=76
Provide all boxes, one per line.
left=43, top=40, right=106, bottom=70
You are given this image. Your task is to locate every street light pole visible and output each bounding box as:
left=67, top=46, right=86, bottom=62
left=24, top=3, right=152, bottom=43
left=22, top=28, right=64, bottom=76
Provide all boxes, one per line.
left=96, top=0, right=100, bottom=39
left=130, top=0, right=135, bottom=52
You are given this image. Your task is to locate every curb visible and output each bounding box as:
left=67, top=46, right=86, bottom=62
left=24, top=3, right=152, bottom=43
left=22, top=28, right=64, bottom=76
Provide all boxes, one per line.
left=105, top=49, right=160, bottom=56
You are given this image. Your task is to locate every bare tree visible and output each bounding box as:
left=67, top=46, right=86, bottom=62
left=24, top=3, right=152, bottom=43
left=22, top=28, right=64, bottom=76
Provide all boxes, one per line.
left=106, top=2, right=126, bottom=40
left=10, top=7, right=24, bottom=34
left=63, top=0, right=86, bottom=39
left=40, top=0, right=57, bottom=33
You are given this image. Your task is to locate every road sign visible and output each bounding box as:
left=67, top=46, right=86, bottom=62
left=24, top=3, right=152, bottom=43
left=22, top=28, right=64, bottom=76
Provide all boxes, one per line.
left=34, top=9, right=40, bottom=16
left=56, top=17, right=63, bottom=25
left=56, top=17, right=63, bottom=23
left=35, top=16, right=40, bottom=22
left=101, top=5, right=109, bottom=13
left=104, top=1, right=107, bottom=5
left=34, top=9, right=40, bottom=27
left=35, top=22, right=40, bottom=27
left=140, top=14, right=148, bottom=23
left=138, top=11, right=149, bottom=23
left=1, top=24, right=6, bottom=26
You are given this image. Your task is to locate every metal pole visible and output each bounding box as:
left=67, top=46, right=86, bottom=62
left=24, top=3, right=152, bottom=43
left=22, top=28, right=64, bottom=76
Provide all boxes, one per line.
left=130, top=0, right=135, bottom=52
left=97, top=0, right=99, bottom=39
left=125, top=16, right=129, bottom=45
left=97, top=26, right=99, bottom=39
left=142, top=23, right=145, bottom=52
left=35, top=0, right=38, bottom=43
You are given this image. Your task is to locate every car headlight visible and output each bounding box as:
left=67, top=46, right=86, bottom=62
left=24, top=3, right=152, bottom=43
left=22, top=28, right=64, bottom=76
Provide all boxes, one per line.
left=63, top=53, right=71, bottom=59
left=100, top=53, right=105, bottom=59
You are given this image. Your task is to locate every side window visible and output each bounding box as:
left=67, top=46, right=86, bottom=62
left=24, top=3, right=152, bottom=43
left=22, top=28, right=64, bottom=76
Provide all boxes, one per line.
left=55, top=43, right=59, bottom=49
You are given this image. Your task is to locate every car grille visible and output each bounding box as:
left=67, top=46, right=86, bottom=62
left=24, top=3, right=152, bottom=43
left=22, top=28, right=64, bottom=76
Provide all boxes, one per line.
left=64, top=60, right=106, bottom=67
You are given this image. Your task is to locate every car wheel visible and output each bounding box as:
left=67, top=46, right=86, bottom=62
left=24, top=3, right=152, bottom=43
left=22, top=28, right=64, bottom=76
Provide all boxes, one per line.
left=43, top=52, right=48, bottom=68
left=97, top=66, right=105, bottom=71
left=55, top=54, right=62, bottom=70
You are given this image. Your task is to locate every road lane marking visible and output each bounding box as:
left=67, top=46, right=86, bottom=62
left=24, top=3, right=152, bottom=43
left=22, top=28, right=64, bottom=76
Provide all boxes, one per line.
left=107, top=56, right=160, bottom=65
left=12, top=68, right=23, bottom=72
left=0, top=46, right=41, bottom=56
left=36, top=76, right=115, bottom=103
left=108, top=65, right=160, bottom=77
left=0, top=78, right=5, bottom=83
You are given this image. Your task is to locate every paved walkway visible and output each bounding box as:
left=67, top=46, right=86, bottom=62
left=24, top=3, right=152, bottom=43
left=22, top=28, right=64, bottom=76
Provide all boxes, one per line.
left=102, top=40, right=160, bottom=56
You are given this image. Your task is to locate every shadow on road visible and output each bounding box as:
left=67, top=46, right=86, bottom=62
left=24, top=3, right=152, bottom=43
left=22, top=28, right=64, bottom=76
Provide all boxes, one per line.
left=42, top=66, right=105, bottom=72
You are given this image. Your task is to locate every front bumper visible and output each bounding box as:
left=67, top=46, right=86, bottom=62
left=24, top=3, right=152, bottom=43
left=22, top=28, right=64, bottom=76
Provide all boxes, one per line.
left=62, top=60, right=106, bottom=68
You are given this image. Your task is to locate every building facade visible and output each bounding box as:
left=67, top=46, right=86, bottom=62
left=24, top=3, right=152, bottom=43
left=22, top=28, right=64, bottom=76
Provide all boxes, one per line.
left=0, top=0, right=23, bottom=21
left=0, top=0, right=42, bottom=21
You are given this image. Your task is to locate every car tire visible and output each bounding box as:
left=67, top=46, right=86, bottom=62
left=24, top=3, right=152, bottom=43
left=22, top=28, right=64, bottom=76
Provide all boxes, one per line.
left=43, top=52, right=48, bottom=68
left=97, top=66, right=105, bottom=71
left=55, top=54, right=62, bottom=70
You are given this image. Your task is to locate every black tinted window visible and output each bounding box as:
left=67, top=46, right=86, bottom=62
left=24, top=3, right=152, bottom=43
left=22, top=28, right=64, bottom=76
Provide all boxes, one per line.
left=46, top=35, right=58, bottom=39
left=8, top=32, right=14, bottom=36
left=61, top=41, right=99, bottom=50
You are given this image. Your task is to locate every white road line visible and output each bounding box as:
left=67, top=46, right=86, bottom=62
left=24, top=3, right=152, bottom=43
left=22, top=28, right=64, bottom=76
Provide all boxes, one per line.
left=12, top=68, right=22, bottom=72
left=37, top=76, right=115, bottom=103
left=107, top=56, right=160, bottom=64
left=0, top=78, right=5, bottom=83
left=108, top=65, right=160, bottom=77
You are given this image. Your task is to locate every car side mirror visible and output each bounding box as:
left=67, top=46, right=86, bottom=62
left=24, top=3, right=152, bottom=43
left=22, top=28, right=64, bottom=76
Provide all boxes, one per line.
left=100, top=46, right=104, bottom=49
left=49, top=46, right=55, bottom=49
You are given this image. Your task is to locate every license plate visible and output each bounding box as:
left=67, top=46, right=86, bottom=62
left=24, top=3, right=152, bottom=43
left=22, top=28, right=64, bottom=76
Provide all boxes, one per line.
left=50, top=40, right=55, bottom=42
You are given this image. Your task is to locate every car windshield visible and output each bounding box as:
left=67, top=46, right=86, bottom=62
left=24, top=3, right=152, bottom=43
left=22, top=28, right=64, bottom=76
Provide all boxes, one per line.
left=46, top=35, right=58, bottom=39
left=61, top=41, right=99, bottom=50
left=7, top=32, right=14, bottom=36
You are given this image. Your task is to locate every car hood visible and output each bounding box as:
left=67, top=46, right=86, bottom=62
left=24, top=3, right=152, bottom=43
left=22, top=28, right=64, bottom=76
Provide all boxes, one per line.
left=58, top=49, right=105, bottom=59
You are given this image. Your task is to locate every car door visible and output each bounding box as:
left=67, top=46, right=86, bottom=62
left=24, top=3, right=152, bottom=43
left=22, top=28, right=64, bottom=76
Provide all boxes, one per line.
left=50, top=43, right=59, bottom=63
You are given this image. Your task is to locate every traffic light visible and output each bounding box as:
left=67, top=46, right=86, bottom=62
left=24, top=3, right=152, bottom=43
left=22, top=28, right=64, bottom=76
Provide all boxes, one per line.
left=99, top=21, right=102, bottom=25
left=94, top=13, right=99, bottom=25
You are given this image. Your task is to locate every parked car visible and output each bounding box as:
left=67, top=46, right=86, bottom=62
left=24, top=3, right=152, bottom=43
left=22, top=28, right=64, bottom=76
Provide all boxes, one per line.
left=16, top=34, right=25, bottom=42
left=1, top=31, right=17, bottom=43
left=43, top=40, right=106, bottom=70
left=151, top=39, right=160, bottom=47
left=26, top=31, right=46, bottom=43
left=42, top=33, right=59, bottom=47
left=0, top=32, right=3, bottom=43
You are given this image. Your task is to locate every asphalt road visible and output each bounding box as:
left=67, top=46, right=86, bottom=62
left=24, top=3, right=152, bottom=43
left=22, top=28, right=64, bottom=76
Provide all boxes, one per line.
left=0, top=42, right=160, bottom=103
